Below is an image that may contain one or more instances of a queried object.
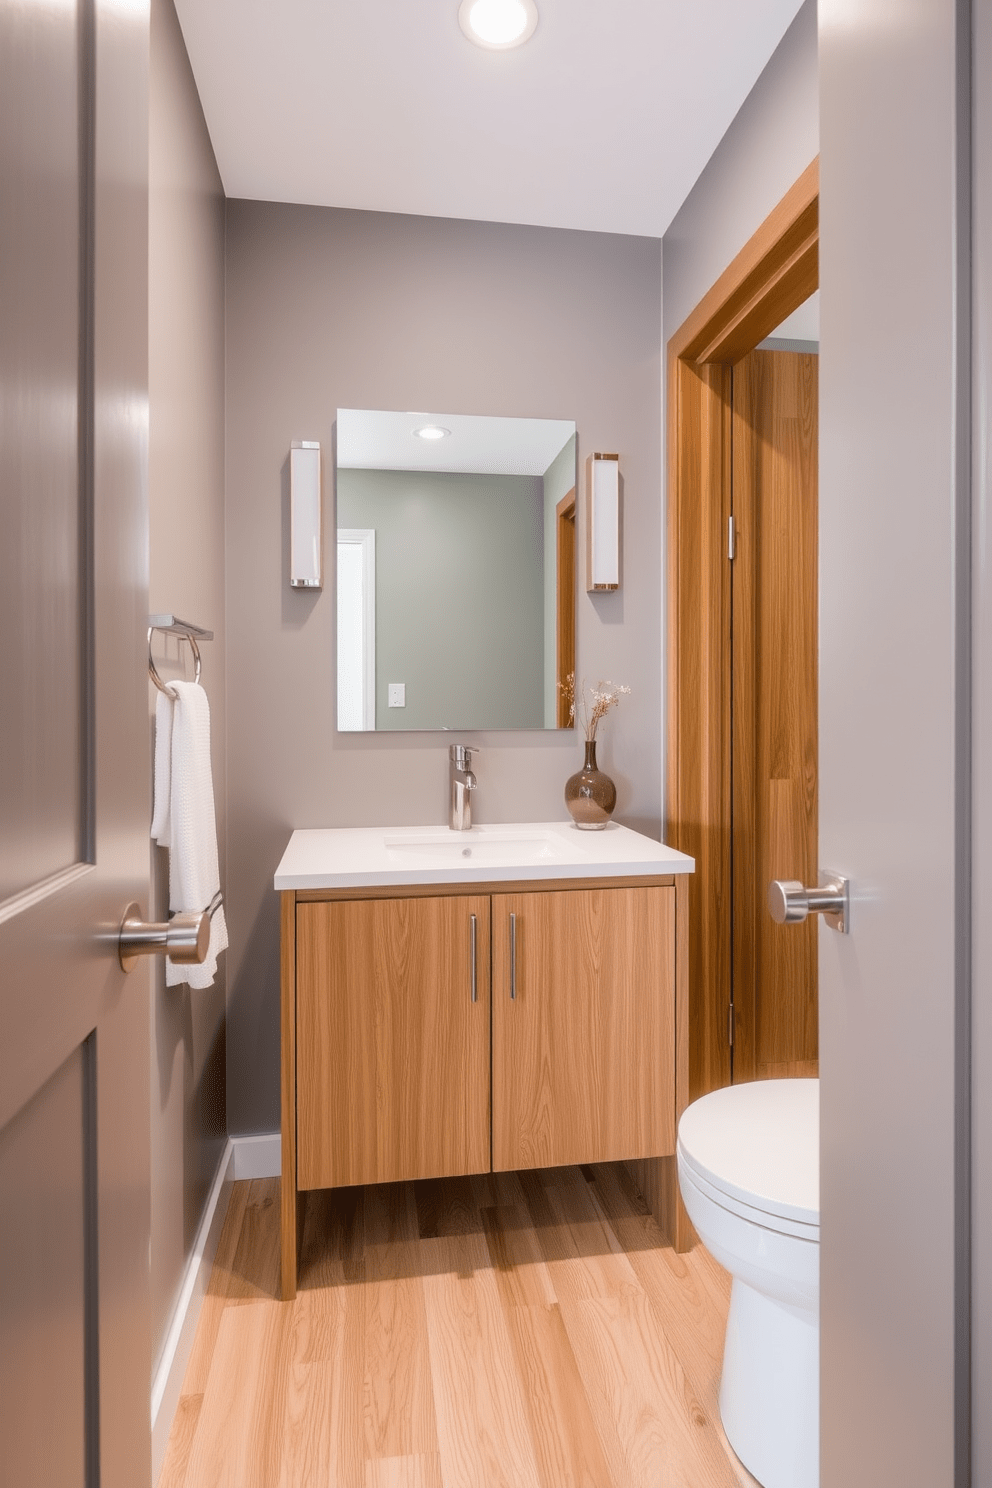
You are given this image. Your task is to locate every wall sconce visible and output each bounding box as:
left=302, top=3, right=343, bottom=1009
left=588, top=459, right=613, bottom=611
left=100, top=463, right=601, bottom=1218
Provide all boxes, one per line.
left=586, top=452, right=620, bottom=592
left=290, top=440, right=322, bottom=589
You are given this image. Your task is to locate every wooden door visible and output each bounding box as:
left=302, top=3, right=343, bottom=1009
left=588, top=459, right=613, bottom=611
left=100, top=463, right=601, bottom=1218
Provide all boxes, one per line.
left=0, top=1, right=151, bottom=1485
left=296, top=896, right=491, bottom=1188
left=491, top=887, right=675, bottom=1171
left=731, top=348, right=819, bottom=1081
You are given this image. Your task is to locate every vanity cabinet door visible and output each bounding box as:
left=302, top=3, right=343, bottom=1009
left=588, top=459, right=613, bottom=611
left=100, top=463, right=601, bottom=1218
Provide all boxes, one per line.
left=491, top=886, right=675, bottom=1171
left=296, top=895, right=491, bottom=1189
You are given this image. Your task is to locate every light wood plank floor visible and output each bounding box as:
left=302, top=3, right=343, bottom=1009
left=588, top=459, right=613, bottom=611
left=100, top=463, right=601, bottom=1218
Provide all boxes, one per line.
left=160, top=1163, right=759, bottom=1488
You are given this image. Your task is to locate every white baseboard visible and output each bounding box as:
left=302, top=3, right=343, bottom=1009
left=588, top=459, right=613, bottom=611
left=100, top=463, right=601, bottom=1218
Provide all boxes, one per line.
left=151, top=1138, right=235, bottom=1485
left=232, top=1130, right=281, bottom=1180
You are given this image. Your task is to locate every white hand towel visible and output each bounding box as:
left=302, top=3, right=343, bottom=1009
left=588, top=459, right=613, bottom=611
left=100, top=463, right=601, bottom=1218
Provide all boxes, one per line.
left=151, top=687, right=174, bottom=847
left=151, top=680, right=228, bottom=989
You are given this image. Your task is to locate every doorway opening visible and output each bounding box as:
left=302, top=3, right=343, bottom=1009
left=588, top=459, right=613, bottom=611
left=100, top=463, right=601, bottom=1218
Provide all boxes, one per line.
left=666, top=159, right=820, bottom=1116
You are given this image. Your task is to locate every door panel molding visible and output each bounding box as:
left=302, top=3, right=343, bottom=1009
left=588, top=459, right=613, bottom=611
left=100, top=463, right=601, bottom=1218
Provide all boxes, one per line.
left=0, top=0, right=152, bottom=1481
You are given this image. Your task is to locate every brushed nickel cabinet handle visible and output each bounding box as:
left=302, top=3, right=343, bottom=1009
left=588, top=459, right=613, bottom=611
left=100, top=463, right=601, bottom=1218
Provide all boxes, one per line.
left=470, top=913, right=478, bottom=1003
left=509, top=912, right=517, bottom=1000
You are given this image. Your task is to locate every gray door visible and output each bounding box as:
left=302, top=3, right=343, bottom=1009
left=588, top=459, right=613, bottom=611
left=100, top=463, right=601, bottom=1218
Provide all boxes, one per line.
left=819, top=0, right=968, bottom=1483
left=973, top=4, right=992, bottom=1480
left=0, top=1, right=152, bottom=1485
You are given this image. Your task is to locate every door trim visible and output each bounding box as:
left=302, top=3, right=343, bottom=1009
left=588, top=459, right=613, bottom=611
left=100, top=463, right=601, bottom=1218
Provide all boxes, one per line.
left=666, top=158, right=819, bottom=1106
left=555, top=487, right=576, bottom=726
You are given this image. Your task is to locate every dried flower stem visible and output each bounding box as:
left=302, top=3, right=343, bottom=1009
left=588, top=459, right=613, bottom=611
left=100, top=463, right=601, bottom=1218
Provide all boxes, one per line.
left=557, top=673, right=631, bottom=742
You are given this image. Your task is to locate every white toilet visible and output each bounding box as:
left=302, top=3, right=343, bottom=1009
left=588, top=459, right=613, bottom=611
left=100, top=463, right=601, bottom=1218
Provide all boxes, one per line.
left=677, top=1078, right=819, bottom=1488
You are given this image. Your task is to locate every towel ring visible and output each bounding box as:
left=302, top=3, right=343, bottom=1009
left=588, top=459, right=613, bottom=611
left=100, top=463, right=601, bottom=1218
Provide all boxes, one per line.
left=148, top=627, right=201, bottom=698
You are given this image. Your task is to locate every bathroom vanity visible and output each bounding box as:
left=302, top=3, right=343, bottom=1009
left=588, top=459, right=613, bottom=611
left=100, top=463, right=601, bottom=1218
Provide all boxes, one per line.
left=275, top=822, right=694, bottom=1298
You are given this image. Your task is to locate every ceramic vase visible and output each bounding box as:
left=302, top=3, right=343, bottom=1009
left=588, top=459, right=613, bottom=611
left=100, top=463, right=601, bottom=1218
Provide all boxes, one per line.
left=564, top=739, right=617, bottom=830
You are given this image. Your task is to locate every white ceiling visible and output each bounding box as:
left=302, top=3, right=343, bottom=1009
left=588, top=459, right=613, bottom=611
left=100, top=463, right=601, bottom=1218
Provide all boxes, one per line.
left=173, top=0, right=806, bottom=240
left=337, top=409, right=574, bottom=476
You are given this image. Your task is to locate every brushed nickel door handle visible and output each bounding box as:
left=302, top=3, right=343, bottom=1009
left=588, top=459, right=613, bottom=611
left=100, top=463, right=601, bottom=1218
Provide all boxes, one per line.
left=768, top=873, right=850, bottom=934
left=118, top=902, right=211, bottom=972
left=469, top=913, right=478, bottom=1003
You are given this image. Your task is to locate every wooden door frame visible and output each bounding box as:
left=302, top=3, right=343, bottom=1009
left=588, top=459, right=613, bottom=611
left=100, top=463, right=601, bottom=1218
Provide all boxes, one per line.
left=667, top=158, right=819, bottom=1108
left=555, top=487, right=576, bottom=726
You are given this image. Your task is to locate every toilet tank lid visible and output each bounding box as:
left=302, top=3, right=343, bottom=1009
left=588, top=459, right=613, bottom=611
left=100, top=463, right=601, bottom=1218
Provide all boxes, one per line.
left=677, top=1078, right=819, bottom=1225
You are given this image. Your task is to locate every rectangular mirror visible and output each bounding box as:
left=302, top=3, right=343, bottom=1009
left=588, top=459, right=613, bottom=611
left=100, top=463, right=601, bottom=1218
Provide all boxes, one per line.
left=336, top=409, right=576, bottom=731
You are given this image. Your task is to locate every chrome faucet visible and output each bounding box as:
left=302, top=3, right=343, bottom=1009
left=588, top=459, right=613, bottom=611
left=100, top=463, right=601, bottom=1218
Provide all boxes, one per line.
left=449, top=744, right=477, bottom=831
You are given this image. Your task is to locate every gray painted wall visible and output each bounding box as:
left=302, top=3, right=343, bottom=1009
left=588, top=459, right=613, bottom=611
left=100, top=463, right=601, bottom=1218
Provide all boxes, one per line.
left=148, top=0, right=227, bottom=1368
left=225, top=203, right=661, bottom=1134
left=336, top=468, right=545, bottom=730
left=662, top=0, right=819, bottom=346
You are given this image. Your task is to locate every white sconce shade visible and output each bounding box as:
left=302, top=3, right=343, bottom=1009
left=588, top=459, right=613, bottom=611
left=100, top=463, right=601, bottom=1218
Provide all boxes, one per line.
left=586, top=452, right=620, bottom=592
left=290, top=440, right=322, bottom=588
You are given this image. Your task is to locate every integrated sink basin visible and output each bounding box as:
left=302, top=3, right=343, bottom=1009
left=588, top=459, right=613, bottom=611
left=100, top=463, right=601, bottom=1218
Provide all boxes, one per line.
left=274, top=820, right=695, bottom=891
left=383, top=827, right=577, bottom=868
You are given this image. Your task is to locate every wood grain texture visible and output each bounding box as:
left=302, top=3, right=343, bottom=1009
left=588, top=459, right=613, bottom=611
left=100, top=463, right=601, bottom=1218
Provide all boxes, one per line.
left=157, top=1393, right=202, bottom=1488
left=670, top=158, right=819, bottom=365
left=666, top=163, right=820, bottom=1115
left=361, top=1183, right=439, bottom=1461
left=294, top=874, right=676, bottom=903
left=162, top=1168, right=757, bottom=1488
left=481, top=1204, right=557, bottom=1311
left=181, top=1178, right=250, bottom=1394
left=626, top=875, right=695, bottom=1250
left=296, top=896, right=491, bottom=1189
left=731, top=350, right=819, bottom=1080
left=281, top=889, right=298, bottom=1299
left=587, top=1164, right=728, bottom=1407
left=516, top=1167, right=643, bottom=1306
left=555, top=489, right=576, bottom=727
left=491, top=887, right=675, bottom=1171
left=365, top=1457, right=444, bottom=1488
left=757, top=1059, right=819, bottom=1080
left=503, top=1301, right=614, bottom=1488
left=421, top=1227, right=544, bottom=1488
left=558, top=1290, right=743, bottom=1488
left=667, top=355, right=733, bottom=1105
left=184, top=1250, right=295, bottom=1487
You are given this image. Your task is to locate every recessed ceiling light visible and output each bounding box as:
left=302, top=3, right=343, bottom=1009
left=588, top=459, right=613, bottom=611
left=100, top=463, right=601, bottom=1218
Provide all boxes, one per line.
left=413, top=425, right=451, bottom=441
left=458, top=0, right=539, bottom=51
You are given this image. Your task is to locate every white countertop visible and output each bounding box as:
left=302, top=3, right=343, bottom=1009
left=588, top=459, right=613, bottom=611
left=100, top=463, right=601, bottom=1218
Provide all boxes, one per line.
left=274, top=820, right=695, bottom=891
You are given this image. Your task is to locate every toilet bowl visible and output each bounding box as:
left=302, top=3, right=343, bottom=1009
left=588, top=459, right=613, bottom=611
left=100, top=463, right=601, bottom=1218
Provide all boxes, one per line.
left=677, top=1078, right=819, bottom=1488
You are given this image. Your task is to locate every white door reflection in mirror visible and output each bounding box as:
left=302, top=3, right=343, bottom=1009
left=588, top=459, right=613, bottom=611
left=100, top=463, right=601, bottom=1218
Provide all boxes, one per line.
left=337, top=528, right=376, bottom=731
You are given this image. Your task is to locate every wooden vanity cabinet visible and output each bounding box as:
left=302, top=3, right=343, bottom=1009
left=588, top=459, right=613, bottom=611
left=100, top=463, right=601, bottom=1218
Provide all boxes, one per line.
left=281, top=875, right=687, bottom=1299
left=295, top=895, right=491, bottom=1191
left=491, top=885, right=675, bottom=1171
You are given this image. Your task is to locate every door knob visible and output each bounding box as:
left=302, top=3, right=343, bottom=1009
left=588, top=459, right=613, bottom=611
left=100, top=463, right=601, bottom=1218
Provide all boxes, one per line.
left=118, top=902, right=211, bottom=972
left=768, top=874, right=850, bottom=934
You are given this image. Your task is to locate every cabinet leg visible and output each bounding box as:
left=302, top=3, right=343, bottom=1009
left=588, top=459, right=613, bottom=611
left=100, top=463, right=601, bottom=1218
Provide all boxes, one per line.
left=280, top=1171, right=300, bottom=1300
left=671, top=1175, right=697, bottom=1253
left=625, top=1155, right=698, bottom=1252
